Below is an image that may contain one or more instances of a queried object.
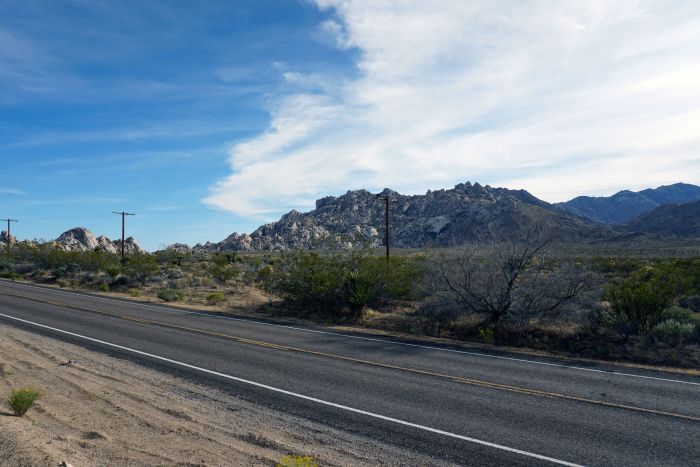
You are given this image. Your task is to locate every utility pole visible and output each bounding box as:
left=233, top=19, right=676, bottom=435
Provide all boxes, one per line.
left=112, top=211, right=135, bottom=263
left=1, top=219, right=18, bottom=258
left=376, top=195, right=390, bottom=261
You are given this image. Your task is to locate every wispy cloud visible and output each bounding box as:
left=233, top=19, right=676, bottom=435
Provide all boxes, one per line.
left=18, top=196, right=126, bottom=206
left=206, top=0, right=700, bottom=219
left=0, top=187, right=26, bottom=195
left=3, top=121, right=249, bottom=148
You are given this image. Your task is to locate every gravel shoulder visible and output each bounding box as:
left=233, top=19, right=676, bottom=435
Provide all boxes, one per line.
left=0, top=323, right=442, bottom=466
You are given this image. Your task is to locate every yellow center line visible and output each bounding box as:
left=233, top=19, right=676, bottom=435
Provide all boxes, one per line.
left=2, top=290, right=699, bottom=423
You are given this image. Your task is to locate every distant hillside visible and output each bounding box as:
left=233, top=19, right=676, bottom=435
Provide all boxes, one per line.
left=623, top=201, right=700, bottom=237
left=192, top=182, right=610, bottom=252
left=556, top=183, right=700, bottom=224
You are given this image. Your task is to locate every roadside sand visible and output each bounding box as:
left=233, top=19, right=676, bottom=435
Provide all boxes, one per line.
left=0, top=323, right=443, bottom=466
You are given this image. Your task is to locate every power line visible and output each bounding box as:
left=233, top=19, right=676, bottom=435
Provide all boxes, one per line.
left=112, top=211, right=135, bottom=263
left=1, top=218, right=18, bottom=257
left=376, top=195, right=391, bottom=261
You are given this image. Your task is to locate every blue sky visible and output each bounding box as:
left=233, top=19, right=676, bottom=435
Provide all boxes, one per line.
left=2, top=1, right=700, bottom=250
left=0, top=0, right=354, bottom=249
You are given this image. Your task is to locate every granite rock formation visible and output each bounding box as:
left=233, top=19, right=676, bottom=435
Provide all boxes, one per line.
left=193, top=182, right=610, bottom=252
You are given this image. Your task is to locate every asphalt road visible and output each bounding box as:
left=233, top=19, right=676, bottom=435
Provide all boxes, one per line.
left=0, top=279, right=698, bottom=466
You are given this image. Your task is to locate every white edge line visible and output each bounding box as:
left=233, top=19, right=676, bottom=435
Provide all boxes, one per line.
left=0, top=311, right=583, bottom=467
left=1, top=279, right=699, bottom=387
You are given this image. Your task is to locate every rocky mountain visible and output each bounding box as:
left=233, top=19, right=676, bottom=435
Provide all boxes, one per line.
left=623, top=200, right=700, bottom=237
left=193, top=182, right=611, bottom=252
left=556, top=183, right=700, bottom=224
left=54, top=227, right=142, bottom=254
left=0, top=230, right=16, bottom=245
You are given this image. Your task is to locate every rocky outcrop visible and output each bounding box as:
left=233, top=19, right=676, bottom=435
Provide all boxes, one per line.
left=164, top=243, right=192, bottom=254
left=54, top=228, right=100, bottom=251
left=53, top=227, right=142, bottom=253
left=0, top=231, right=16, bottom=245
left=194, top=182, right=610, bottom=252
left=113, top=237, right=142, bottom=254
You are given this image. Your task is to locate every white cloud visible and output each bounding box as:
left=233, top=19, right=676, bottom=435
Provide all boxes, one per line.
left=206, top=0, right=700, bottom=219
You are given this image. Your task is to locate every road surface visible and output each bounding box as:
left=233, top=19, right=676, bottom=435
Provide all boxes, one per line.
left=0, top=279, right=698, bottom=466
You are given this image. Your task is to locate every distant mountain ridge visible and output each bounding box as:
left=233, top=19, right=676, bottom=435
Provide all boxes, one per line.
left=555, top=183, right=700, bottom=224
left=191, top=182, right=610, bottom=252
left=623, top=201, right=700, bottom=237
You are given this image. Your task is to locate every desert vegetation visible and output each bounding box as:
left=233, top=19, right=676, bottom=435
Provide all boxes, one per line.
left=0, top=239, right=699, bottom=368
left=6, top=387, right=41, bottom=417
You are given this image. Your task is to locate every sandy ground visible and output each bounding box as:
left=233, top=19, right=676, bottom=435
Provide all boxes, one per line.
left=0, top=323, right=443, bottom=466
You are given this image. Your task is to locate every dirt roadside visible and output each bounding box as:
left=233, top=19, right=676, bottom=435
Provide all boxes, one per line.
left=0, top=323, right=445, bottom=466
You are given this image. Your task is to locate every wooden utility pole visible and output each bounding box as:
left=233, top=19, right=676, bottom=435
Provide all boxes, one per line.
left=1, top=219, right=17, bottom=258
left=376, top=195, right=390, bottom=261
left=112, top=211, right=135, bottom=263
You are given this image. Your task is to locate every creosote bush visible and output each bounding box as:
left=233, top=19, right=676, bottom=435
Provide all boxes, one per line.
left=268, top=249, right=421, bottom=320
left=7, top=388, right=40, bottom=417
left=206, top=291, right=225, bottom=305
left=104, top=262, right=121, bottom=278
left=277, top=454, right=318, bottom=467
left=208, top=263, right=240, bottom=285
left=123, top=253, right=159, bottom=285
left=650, top=320, right=695, bottom=347
left=156, top=288, right=183, bottom=302
left=603, top=260, right=700, bottom=336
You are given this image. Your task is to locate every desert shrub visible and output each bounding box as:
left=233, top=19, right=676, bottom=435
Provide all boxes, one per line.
left=431, top=236, right=590, bottom=326
left=166, top=267, right=184, bottom=279
left=27, top=247, right=120, bottom=273
left=104, top=262, right=121, bottom=279
left=277, top=455, right=318, bottom=467
left=206, top=291, right=225, bottom=305
left=590, top=257, right=643, bottom=275
left=208, top=264, right=240, bottom=285
left=603, top=263, right=694, bottom=336
left=123, top=253, right=159, bottom=285
left=269, top=250, right=421, bottom=320
left=478, top=327, right=495, bottom=344
left=212, top=253, right=230, bottom=267
left=661, top=306, right=698, bottom=324
left=0, top=271, right=20, bottom=280
left=98, top=283, right=109, bottom=292
left=7, top=388, right=40, bottom=417
left=53, top=262, right=81, bottom=278
left=129, top=288, right=142, bottom=297
left=155, top=249, right=193, bottom=267
left=273, top=251, right=347, bottom=313
left=156, top=288, right=183, bottom=302
left=679, top=295, right=700, bottom=312
left=650, top=320, right=695, bottom=347
left=692, top=323, right=700, bottom=345
left=256, top=265, right=274, bottom=288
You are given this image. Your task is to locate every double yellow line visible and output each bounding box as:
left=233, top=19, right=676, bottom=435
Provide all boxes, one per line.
left=1, top=289, right=699, bottom=423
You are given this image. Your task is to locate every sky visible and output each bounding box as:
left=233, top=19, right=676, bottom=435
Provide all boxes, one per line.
left=1, top=0, right=699, bottom=250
